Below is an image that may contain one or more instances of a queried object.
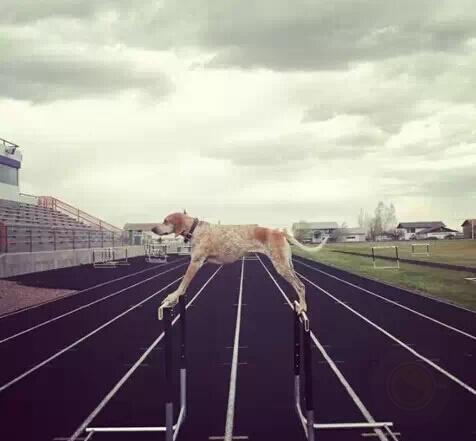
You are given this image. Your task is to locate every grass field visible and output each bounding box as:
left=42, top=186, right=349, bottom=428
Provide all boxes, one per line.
left=292, top=246, right=476, bottom=311
left=328, top=239, right=476, bottom=268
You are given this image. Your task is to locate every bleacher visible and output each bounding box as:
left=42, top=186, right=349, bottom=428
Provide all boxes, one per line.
left=0, top=198, right=125, bottom=253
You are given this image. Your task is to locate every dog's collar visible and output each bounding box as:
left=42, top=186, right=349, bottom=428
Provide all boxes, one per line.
left=183, top=217, right=199, bottom=243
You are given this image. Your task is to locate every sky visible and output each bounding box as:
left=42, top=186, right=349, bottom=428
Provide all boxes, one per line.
left=1, top=0, right=475, bottom=231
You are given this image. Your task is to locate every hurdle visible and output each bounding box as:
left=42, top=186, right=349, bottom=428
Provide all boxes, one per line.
left=371, top=246, right=400, bottom=270
left=412, top=243, right=430, bottom=256
left=293, top=302, right=398, bottom=440
left=92, top=247, right=117, bottom=268
left=177, top=245, right=192, bottom=256
left=146, top=243, right=168, bottom=263
left=84, top=296, right=187, bottom=441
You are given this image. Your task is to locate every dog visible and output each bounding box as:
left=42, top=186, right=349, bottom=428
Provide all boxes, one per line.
left=152, top=212, right=328, bottom=314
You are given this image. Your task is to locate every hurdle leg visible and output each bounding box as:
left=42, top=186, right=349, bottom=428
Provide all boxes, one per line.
left=163, top=306, right=174, bottom=441
left=303, top=318, right=315, bottom=441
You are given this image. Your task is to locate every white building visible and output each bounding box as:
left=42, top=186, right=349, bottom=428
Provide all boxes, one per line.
left=335, top=228, right=366, bottom=243
left=396, top=222, right=446, bottom=240
left=292, top=221, right=339, bottom=243
left=415, top=225, right=458, bottom=240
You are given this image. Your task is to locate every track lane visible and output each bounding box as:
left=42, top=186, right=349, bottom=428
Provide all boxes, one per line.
left=294, top=258, right=476, bottom=390
left=0, top=256, right=188, bottom=338
left=293, top=255, right=476, bottom=334
left=289, top=258, right=476, bottom=440
left=0, top=264, right=216, bottom=441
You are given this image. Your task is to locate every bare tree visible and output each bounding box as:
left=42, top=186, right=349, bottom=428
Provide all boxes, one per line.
left=359, top=202, right=398, bottom=241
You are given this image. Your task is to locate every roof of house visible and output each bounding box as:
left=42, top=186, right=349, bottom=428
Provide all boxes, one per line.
left=461, top=219, right=476, bottom=227
left=376, top=232, right=399, bottom=237
left=338, top=227, right=366, bottom=235
left=397, top=221, right=445, bottom=229
left=293, top=222, right=339, bottom=230
left=416, top=226, right=458, bottom=234
left=123, top=223, right=158, bottom=231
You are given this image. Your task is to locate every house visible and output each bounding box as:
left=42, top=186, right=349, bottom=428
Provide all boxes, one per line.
left=123, top=222, right=161, bottom=245
left=292, top=221, right=339, bottom=243
left=375, top=232, right=400, bottom=242
left=396, top=221, right=446, bottom=240
left=415, top=225, right=458, bottom=240
left=462, top=219, right=476, bottom=239
left=335, top=227, right=366, bottom=243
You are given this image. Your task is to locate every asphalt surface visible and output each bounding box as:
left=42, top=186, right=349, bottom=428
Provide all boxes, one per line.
left=0, top=253, right=475, bottom=441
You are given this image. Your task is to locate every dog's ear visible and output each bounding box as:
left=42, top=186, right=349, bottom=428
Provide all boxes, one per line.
left=171, top=213, right=185, bottom=237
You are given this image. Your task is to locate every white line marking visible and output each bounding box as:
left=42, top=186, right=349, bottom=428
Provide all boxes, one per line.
left=465, top=278, right=476, bottom=282
left=224, top=258, right=245, bottom=441
left=257, top=256, right=388, bottom=441
left=294, top=259, right=476, bottom=341
left=293, top=256, right=476, bottom=315
left=0, top=261, right=189, bottom=344
left=0, top=257, right=188, bottom=320
left=297, top=271, right=476, bottom=397
left=0, top=275, right=185, bottom=394
left=67, top=266, right=222, bottom=441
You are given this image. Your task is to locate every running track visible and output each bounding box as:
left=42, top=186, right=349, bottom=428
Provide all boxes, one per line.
left=0, top=253, right=475, bottom=440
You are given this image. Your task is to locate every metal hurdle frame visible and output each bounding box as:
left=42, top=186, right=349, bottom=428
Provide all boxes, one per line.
left=177, top=244, right=192, bottom=256
left=146, top=243, right=168, bottom=264
left=84, top=296, right=187, bottom=441
left=92, top=247, right=117, bottom=268
left=371, top=246, right=400, bottom=270
left=293, top=302, right=398, bottom=440
left=411, top=242, right=430, bottom=256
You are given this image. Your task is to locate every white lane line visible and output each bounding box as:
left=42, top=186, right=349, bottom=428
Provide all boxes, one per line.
left=0, top=261, right=189, bottom=345
left=257, top=257, right=388, bottom=441
left=293, top=255, right=476, bottom=315
left=224, top=258, right=245, bottom=441
left=294, top=259, right=476, bottom=342
left=68, top=266, right=222, bottom=441
left=0, top=275, right=185, bottom=394
left=0, top=257, right=188, bottom=320
left=297, top=271, right=476, bottom=398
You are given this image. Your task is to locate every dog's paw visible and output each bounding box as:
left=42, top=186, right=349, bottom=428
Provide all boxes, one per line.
left=162, top=292, right=179, bottom=307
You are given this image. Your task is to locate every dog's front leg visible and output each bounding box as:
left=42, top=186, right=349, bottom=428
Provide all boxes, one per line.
left=161, top=257, right=204, bottom=306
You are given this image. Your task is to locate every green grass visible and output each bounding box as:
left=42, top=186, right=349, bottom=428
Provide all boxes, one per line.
left=292, top=248, right=476, bottom=311
left=328, top=239, right=476, bottom=268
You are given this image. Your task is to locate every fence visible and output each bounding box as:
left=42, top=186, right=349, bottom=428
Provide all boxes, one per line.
left=0, top=224, right=127, bottom=253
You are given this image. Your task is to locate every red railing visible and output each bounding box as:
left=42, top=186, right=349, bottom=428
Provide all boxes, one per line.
left=38, top=196, right=124, bottom=235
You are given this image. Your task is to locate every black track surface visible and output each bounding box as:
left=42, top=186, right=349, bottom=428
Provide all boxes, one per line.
left=0, top=254, right=475, bottom=441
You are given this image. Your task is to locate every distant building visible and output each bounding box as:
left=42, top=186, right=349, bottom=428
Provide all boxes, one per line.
left=292, top=221, right=339, bottom=244
left=123, top=222, right=161, bottom=245
left=375, top=232, right=400, bottom=242
left=461, top=219, right=476, bottom=239
left=335, top=228, right=366, bottom=243
left=415, top=225, right=458, bottom=240
left=396, top=221, right=446, bottom=241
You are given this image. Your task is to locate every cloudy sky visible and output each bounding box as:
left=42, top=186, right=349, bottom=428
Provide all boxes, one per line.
left=1, top=0, right=475, bottom=230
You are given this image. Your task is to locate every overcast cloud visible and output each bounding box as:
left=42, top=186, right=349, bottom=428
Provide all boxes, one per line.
left=1, top=0, right=475, bottom=230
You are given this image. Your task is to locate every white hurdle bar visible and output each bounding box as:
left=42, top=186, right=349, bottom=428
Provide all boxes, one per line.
left=92, top=247, right=117, bottom=268
left=146, top=244, right=168, bottom=263
left=84, top=296, right=187, bottom=441
left=371, top=246, right=400, bottom=270
left=293, top=301, right=398, bottom=440
left=411, top=243, right=430, bottom=256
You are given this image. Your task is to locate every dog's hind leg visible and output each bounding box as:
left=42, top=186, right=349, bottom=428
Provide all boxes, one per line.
left=267, top=246, right=307, bottom=314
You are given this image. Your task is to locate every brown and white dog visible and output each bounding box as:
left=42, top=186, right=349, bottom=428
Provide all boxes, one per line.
left=152, top=212, right=328, bottom=314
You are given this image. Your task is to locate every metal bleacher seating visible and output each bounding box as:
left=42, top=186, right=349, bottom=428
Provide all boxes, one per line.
left=0, top=199, right=126, bottom=253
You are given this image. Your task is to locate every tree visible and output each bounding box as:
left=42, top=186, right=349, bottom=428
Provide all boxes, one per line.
left=358, top=202, right=398, bottom=241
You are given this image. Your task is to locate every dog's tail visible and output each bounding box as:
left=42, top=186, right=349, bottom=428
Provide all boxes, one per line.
left=285, top=234, right=329, bottom=254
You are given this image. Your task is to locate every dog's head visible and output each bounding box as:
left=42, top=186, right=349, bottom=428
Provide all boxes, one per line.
left=152, top=212, right=190, bottom=237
